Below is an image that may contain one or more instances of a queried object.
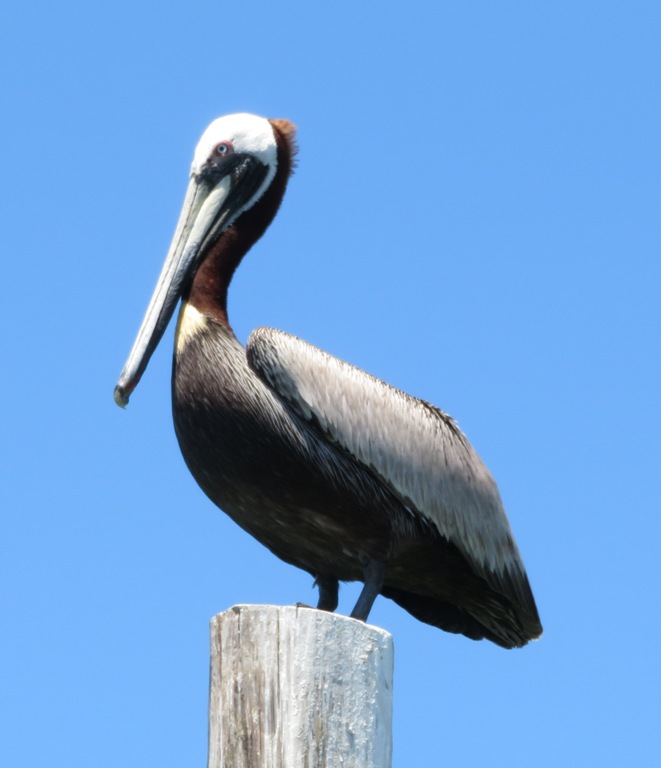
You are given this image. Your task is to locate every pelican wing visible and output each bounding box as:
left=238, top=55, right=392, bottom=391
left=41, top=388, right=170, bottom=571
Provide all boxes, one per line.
left=247, top=327, right=534, bottom=607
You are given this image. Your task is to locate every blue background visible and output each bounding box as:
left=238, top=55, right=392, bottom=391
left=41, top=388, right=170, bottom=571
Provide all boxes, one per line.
left=2, top=2, right=659, bottom=765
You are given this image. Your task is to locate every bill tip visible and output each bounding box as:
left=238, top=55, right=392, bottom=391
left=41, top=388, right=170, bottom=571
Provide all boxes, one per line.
left=114, top=384, right=129, bottom=409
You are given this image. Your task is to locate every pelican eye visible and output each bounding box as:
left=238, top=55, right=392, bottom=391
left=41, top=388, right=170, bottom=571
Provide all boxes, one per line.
left=215, top=141, right=233, bottom=156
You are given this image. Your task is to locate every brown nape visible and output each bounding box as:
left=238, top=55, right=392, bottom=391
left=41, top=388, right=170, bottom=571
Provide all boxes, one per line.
left=270, top=119, right=299, bottom=172
left=187, top=118, right=298, bottom=327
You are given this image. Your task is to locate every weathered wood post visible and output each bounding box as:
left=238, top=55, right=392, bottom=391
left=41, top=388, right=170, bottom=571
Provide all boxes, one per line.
left=207, top=604, right=394, bottom=768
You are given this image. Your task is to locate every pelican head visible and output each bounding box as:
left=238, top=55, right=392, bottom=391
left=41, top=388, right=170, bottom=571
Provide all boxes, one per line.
left=114, top=113, right=294, bottom=407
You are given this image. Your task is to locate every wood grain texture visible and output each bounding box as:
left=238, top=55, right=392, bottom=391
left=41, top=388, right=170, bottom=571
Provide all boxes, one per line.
left=207, top=605, right=393, bottom=768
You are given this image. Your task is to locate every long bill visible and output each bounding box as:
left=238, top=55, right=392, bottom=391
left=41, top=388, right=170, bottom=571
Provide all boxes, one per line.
left=113, top=173, right=236, bottom=408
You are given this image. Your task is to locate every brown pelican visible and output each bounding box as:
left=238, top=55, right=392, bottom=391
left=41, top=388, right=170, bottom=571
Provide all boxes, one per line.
left=115, top=113, right=542, bottom=648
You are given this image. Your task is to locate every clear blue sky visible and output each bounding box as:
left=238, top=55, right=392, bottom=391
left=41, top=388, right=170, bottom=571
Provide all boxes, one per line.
left=2, top=2, right=659, bottom=766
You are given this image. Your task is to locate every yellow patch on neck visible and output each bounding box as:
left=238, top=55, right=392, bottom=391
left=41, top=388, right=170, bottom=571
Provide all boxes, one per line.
left=175, top=302, right=207, bottom=354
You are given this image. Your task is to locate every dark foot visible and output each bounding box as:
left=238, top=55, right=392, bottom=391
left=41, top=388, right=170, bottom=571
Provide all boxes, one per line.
left=350, top=560, right=385, bottom=622
left=315, top=576, right=339, bottom=612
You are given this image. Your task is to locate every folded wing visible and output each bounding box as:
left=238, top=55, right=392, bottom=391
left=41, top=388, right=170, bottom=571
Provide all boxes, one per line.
left=247, top=327, right=539, bottom=623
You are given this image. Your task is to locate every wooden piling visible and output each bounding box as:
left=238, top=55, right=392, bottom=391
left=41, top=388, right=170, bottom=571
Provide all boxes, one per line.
left=207, top=604, right=394, bottom=768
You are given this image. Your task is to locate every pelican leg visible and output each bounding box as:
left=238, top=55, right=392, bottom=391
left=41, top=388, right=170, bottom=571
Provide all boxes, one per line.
left=350, top=560, right=385, bottom=622
left=315, top=577, right=339, bottom=612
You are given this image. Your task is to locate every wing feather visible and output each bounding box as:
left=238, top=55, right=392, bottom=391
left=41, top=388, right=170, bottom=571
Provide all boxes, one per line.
left=247, top=327, right=532, bottom=601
